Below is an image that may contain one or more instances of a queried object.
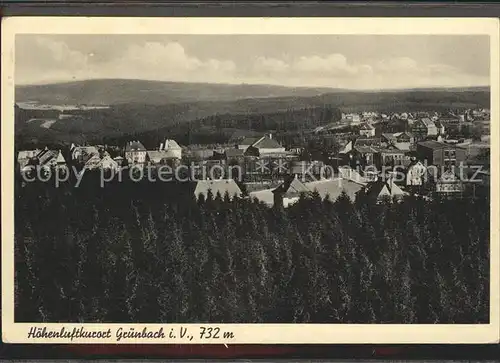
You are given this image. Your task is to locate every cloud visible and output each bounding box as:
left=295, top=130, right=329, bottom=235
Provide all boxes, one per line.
left=253, top=56, right=290, bottom=73
left=15, top=36, right=488, bottom=89
left=294, top=54, right=359, bottom=75
left=252, top=53, right=372, bottom=77
left=16, top=37, right=237, bottom=85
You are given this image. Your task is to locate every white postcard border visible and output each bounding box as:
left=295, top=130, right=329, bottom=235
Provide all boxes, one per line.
left=2, top=16, right=499, bottom=344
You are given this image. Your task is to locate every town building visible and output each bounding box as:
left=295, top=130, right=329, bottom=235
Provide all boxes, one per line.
left=83, top=153, right=102, bottom=169
left=304, top=178, right=364, bottom=202
left=83, top=152, right=120, bottom=171
left=125, top=141, right=147, bottom=165
left=342, top=113, right=361, bottom=125
left=271, top=175, right=365, bottom=208
left=17, top=150, right=40, bottom=169
left=32, top=148, right=67, bottom=172
left=224, top=148, right=245, bottom=164
left=71, top=145, right=100, bottom=164
left=160, top=139, right=182, bottom=159
left=98, top=153, right=120, bottom=171
left=381, top=132, right=415, bottom=147
left=375, top=145, right=409, bottom=169
left=437, top=113, right=464, bottom=133
left=338, top=165, right=370, bottom=184
left=416, top=140, right=467, bottom=168
left=113, top=156, right=125, bottom=166
left=237, top=137, right=261, bottom=152
left=244, top=134, right=286, bottom=157
left=434, top=120, right=446, bottom=135
left=288, top=160, right=326, bottom=181
left=364, top=176, right=406, bottom=202
left=346, top=138, right=381, bottom=167
left=359, top=123, right=376, bottom=137
left=411, top=118, right=438, bottom=142
left=405, top=160, right=427, bottom=186
left=272, top=175, right=311, bottom=208
left=434, top=169, right=464, bottom=196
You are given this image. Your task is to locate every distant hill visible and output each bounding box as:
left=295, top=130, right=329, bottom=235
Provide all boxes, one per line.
left=15, top=79, right=338, bottom=105
left=15, top=82, right=490, bottom=148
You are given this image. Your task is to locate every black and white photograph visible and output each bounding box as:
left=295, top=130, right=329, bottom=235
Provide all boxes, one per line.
left=2, top=17, right=499, bottom=344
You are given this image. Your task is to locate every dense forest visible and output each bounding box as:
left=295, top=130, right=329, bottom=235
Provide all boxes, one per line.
left=15, top=105, right=342, bottom=149
left=15, top=172, right=489, bottom=323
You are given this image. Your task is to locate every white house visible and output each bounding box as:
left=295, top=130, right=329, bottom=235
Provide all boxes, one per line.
left=125, top=141, right=147, bottom=165
left=359, top=123, right=376, bottom=137
left=406, top=161, right=427, bottom=186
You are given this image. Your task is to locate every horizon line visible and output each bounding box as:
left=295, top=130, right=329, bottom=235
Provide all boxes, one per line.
left=15, top=77, right=491, bottom=93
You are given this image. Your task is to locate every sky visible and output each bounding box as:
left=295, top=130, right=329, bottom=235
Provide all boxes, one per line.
left=15, top=34, right=490, bottom=90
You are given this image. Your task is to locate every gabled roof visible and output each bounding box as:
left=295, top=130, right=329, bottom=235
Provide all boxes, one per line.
left=393, top=131, right=413, bottom=138
left=98, top=155, right=118, bottom=168
left=354, top=137, right=381, bottom=147
left=378, top=146, right=406, bottom=154
left=434, top=120, right=445, bottom=128
left=305, top=178, right=364, bottom=202
left=55, top=150, right=66, bottom=164
left=240, top=137, right=260, bottom=146
left=84, top=153, right=101, bottom=167
left=420, top=118, right=437, bottom=127
left=125, top=141, right=146, bottom=152
left=194, top=179, right=242, bottom=200
left=72, top=146, right=99, bottom=156
left=382, top=133, right=395, bottom=141
left=147, top=150, right=178, bottom=162
left=273, top=175, right=310, bottom=197
left=359, top=123, right=374, bottom=130
left=164, top=139, right=181, bottom=150
left=365, top=179, right=405, bottom=200
left=417, top=140, right=448, bottom=150
left=37, top=149, right=57, bottom=165
left=393, top=142, right=411, bottom=151
left=252, top=136, right=284, bottom=149
left=354, top=145, right=380, bottom=154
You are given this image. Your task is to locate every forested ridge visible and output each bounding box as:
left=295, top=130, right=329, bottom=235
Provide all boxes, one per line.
left=15, top=174, right=489, bottom=323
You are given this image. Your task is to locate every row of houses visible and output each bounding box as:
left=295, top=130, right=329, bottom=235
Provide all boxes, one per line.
left=341, top=129, right=471, bottom=172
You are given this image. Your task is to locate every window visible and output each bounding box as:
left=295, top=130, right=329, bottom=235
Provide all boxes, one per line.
left=444, top=148, right=457, bottom=168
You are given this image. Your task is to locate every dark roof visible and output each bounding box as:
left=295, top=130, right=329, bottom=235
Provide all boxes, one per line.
left=225, top=148, right=245, bottom=157
left=240, top=137, right=260, bottom=146
left=365, top=179, right=405, bottom=199
left=417, top=140, right=451, bottom=150
left=252, top=136, right=284, bottom=149
left=125, top=141, right=146, bottom=152
left=382, top=133, right=395, bottom=141
left=354, top=138, right=381, bottom=147
left=273, top=175, right=310, bottom=197
left=393, top=131, right=414, bottom=138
